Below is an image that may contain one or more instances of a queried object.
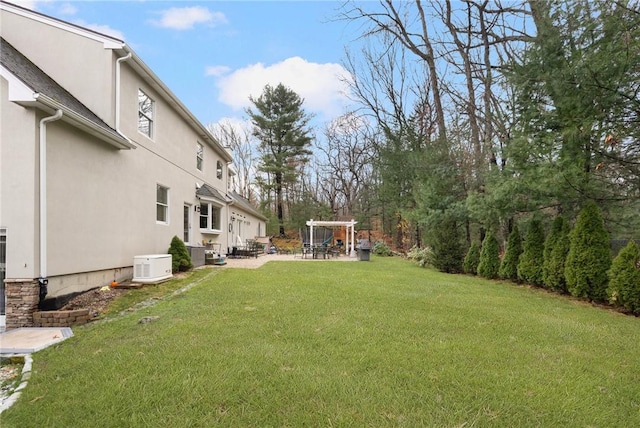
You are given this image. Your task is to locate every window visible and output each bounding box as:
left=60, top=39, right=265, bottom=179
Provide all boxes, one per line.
left=216, top=160, right=223, bottom=179
left=196, top=143, right=204, bottom=171
left=156, top=184, right=168, bottom=223
left=199, top=202, right=221, bottom=231
left=138, top=89, right=154, bottom=138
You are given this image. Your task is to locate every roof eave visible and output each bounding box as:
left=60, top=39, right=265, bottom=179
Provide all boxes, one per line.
left=35, top=94, right=136, bottom=150
left=120, top=46, right=232, bottom=162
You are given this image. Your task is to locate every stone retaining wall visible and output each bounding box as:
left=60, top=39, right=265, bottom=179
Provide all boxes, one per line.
left=32, top=309, right=91, bottom=327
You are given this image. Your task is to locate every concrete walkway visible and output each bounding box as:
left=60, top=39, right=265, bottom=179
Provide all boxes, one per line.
left=0, top=327, right=74, bottom=355
left=219, top=252, right=358, bottom=269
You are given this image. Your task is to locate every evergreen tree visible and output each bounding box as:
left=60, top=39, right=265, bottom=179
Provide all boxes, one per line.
left=463, top=241, right=481, bottom=275
left=168, top=236, right=192, bottom=273
left=607, top=240, right=640, bottom=315
left=430, top=215, right=464, bottom=273
left=517, top=218, right=545, bottom=286
left=508, top=1, right=640, bottom=218
left=499, top=224, right=523, bottom=282
left=565, top=201, right=611, bottom=302
left=247, top=83, right=313, bottom=236
left=543, top=216, right=570, bottom=292
left=477, top=231, right=500, bottom=279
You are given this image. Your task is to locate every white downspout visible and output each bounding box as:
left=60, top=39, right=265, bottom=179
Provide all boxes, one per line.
left=115, top=53, right=132, bottom=133
left=39, top=109, right=63, bottom=281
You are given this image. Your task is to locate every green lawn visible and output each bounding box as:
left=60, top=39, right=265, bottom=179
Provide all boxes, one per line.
left=3, top=257, right=640, bottom=427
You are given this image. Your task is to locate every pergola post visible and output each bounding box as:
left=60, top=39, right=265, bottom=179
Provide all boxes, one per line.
left=305, top=219, right=358, bottom=257
left=350, top=219, right=356, bottom=257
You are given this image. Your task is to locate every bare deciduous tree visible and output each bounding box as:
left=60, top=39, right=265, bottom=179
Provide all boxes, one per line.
left=207, top=120, right=257, bottom=201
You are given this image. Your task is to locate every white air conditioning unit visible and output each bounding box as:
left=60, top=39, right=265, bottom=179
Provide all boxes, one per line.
left=133, top=254, right=172, bottom=284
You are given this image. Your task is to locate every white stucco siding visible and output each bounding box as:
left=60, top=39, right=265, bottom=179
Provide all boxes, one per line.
left=118, top=63, right=227, bottom=188
left=0, top=78, right=40, bottom=280
left=1, top=7, right=115, bottom=125
left=45, top=120, right=209, bottom=278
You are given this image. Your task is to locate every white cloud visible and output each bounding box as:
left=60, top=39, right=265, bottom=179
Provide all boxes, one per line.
left=58, top=2, right=77, bottom=15
left=74, top=20, right=125, bottom=41
left=10, top=0, right=39, bottom=9
left=12, top=0, right=73, bottom=14
left=150, top=6, right=227, bottom=30
left=13, top=0, right=123, bottom=40
left=205, top=65, right=231, bottom=77
left=207, top=117, right=253, bottom=140
left=215, top=57, right=353, bottom=121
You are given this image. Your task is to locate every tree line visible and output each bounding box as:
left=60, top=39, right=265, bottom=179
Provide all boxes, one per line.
left=209, top=0, right=639, bottom=258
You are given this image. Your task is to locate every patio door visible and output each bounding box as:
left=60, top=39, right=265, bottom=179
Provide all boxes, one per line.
left=183, top=205, right=191, bottom=244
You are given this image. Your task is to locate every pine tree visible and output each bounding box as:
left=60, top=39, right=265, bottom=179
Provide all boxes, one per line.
left=517, top=218, right=545, bottom=285
left=543, top=216, right=570, bottom=292
left=463, top=241, right=481, bottom=275
left=607, top=240, right=640, bottom=314
left=430, top=215, right=464, bottom=273
left=477, top=231, right=500, bottom=279
left=499, top=224, right=522, bottom=282
left=565, top=201, right=611, bottom=302
left=247, top=83, right=313, bottom=236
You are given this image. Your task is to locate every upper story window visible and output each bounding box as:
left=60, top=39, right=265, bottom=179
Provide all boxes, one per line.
left=138, top=89, right=154, bottom=138
left=216, top=160, right=223, bottom=180
left=156, top=184, right=169, bottom=223
left=196, top=142, right=204, bottom=171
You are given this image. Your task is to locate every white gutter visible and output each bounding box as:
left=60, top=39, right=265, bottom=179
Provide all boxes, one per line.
left=120, top=46, right=232, bottom=162
left=39, top=109, right=63, bottom=281
left=34, top=94, right=135, bottom=150
left=115, top=53, right=132, bottom=132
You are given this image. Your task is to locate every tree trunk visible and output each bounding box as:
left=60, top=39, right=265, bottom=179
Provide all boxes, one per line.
left=275, top=172, right=285, bottom=236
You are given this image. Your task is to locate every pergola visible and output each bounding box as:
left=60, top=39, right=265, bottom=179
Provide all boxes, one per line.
left=306, top=219, right=358, bottom=257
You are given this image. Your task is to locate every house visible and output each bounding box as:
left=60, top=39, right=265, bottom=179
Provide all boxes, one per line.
left=0, top=1, right=267, bottom=330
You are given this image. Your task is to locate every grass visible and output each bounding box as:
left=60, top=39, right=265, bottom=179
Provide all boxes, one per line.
left=2, top=256, right=640, bottom=427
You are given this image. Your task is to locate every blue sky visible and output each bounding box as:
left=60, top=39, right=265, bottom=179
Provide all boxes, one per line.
left=19, top=0, right=363, bottom=129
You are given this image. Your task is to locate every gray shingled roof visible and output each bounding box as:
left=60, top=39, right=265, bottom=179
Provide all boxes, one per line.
left=196, top=183, right=229, bottom=202
left=1, top=37, right=124, bottom=142
left=228, top=190, right=268, bottom=221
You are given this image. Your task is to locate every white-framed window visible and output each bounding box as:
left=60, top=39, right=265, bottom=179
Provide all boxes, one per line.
left=138, top=89, right=154, bottom=138
left=216, top=160, right=223, bottom=180
left=156, top=184, right=169, bottom=223
left=199, top=202, right=221, bottom=232
left=196, top=142, right=204, bottom=171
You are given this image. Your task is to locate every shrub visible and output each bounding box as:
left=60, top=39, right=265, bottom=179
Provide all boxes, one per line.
left=373, top=241, right=393, bottom=256
left=607, top=240, right=640, bottom=314
left=463, top=242, right=481, bottom=275
left=499, top=225, right=523, bottom=282
left=407, top=246, right=433, bottom=268
left=517, top=218, right=546, bottom=286
left=543, top=216, right=570, bottom=292
left=477, top=231, right=500, bottom=279
left=168, top=236, right=193, bottom=273
left=565, top=201, right=611, bottom=302
left=430, top=216, right=464, bottom=273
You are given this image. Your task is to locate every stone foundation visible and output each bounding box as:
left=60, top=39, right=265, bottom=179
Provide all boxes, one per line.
left=4, top=279, right=39, bottom=330
left=33, top=309, right=91, bottom=327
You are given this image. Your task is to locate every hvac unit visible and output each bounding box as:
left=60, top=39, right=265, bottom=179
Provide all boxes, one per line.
left=133, top=254, right=172, bottom=284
